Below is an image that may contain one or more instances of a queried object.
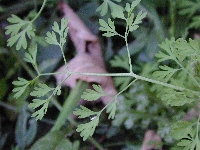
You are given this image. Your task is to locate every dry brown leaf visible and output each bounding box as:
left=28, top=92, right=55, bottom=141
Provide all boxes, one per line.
left=55, top=1, right=117, bottom=104
left=141, top=130, right=162, bottom=150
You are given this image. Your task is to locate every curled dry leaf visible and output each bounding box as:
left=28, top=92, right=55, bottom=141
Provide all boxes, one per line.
left=141, top=130, right=162, bottom=150
left=54, top=1, right=117, bottom=104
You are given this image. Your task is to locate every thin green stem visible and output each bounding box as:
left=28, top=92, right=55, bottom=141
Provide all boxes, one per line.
left=59, top=45, right=68, bottom=70
left=51, top=80, right=88, bottom=131
left=196, top=114, right=200, bottom=141
left=125, top=23, right=133, bottom=73
left=31, top=0, right=47, bottom=22
left=169, top=0, right=176, bottom=37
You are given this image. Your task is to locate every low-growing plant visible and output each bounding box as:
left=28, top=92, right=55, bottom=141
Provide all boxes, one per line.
left=3, top=0, right=200, bottom=149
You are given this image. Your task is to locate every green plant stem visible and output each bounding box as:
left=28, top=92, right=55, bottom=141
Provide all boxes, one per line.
left=31, top=0, right=47, bottom=22
left=196, top=114, right=200, bottom=141
left=51, top=80, right=88, bottom=131
left=59, top=45, right=68, bottom=69
left=169, top=0, right=176, bottom=37
left=124, top=22, right=133, bottom=73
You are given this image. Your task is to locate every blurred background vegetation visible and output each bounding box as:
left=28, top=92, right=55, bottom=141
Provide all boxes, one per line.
left=0, top=0, right=200, bottom=149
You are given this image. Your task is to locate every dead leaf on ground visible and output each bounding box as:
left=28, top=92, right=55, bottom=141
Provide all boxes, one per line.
left=54, top=1, right=117, bottom=104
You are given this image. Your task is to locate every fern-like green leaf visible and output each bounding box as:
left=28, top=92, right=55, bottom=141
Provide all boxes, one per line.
left=53, top=85, right=61, bottom=96
left=12, top=77, right=30, bottom=99
left=127, top=11, right=147, bottom=32
left=24, top=44, right=37, bottom=64
left=110, top=55, right=129, bottom=71
left=153, top=65, right=179, bottom=82
left=5, top=14, right=35, bottom=50
left=45, top=18, right=68, bottom=46
left=161, top=89, right=196, bottom=106
left=106, top=100, right=117, bottom=119
left=73, top=105, right=98, bottom=119
left=28, top=99, right=49, bottom=121
left=81, top=84, right=107, bottom=101
left=99, top=18, right=117, bottom=37
left=96, top=0, right=124, bottom=19
left=30, top=83, right=53, bottom=97
left=76, top=116, right=99, bottom=141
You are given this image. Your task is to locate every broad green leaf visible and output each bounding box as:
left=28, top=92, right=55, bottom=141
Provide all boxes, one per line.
left=12, top=77, right=30, bottom=99
left=152, top=65, right=179, bottom=82
left=76, top=116, right=99, bottom=141
left=30, top=83, right=53, bottom=97
left=24, top=44, right=37, bottom=64
left=106, top=100, right=117, bottom=119
left=99, top=18, right=117, bottom=37
left=73, top=105, right=98, bottom=118
left=5, top=14, right=35, bottom=50
left=81, top=84, right=107, bottom=101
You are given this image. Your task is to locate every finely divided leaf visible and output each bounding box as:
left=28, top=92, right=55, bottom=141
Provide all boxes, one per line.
left=73, top=105, right=98, bottom=118
left=106, top=100, right=117, bottom=119
left=97, top=0, right=124, bottom=19
left=12, top=77, right=30, bottom=99
left=30, top=83, right=53, bottom=97
left=5, top=14, right=35, bottom=50
left=153, top=65, right=179, bottom=82
left=76, top=116, right=99, bottom=141
left=128, top=11, right=147, bottom=32
left=28, top=99, right=49, bottom=121
left=110, top=55, right=129, bottom=71
left=81, top=84, right=107, bottom=101
left=45, top=18, right=68, bottom=46
left=99, top=18, right=117, bottom=37
left=161, top=89, right=196, bottom=106
left=24, top=44, right=37, bottom=64
left=53, top=85, right=61, bottom=96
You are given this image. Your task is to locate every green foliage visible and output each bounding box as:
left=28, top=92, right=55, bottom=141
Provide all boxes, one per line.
left=76, top=116, right=99, bottom=141
left=73, top=105, right=98, bottom=118
left=96, top=0, right=124, bottom=18
left=5, top=15, right=35, bottom=50
left=12, top=77, right=31, bottom=99
left=30, top=83, right=53, bottom=97
left=24, top=44, right=37, bottom=64
left=171, top=120, right=200, bottom=150
left=81, top=84, right=108, bottom=101
left=153, top=65, right=179, bottom=82
left=106, top=99, right=117, bottom=119
left=45, top=18, right=68, bottom=47
left=110, top=55, right=130, bottom=71
left=99, top=18, right=117, bottom=37
left=28, top=99, right=49, bottom=121
left=30, top=131, right=79, bottom=150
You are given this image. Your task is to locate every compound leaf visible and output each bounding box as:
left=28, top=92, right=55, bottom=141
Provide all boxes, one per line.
left=161, top=89, right=196, bottom=106
left=28, top=99, right=49, bottom=121
left=110, top=55, right=129, bottom=71
left=106, top=100, right=117, bottom=119
left=76, top=116, right=99, bottom=141
left=24, top=44, right=37, bottom=64
left=53, top=85, right=61, bottom=96
left=97, top=0, right=124, bottom=19
left=81, top=84, right=107, bottom=101
left=12, top=77, right=30, bottom=99
left=99, top=18, right=117, bottom=37
left=73, top=105, right=98, bottom=119
left=153, top=65, right=179, bottom=82
left=30, top=83, right=53, bottom=97
left=5, top=14, right=35, bottom=50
